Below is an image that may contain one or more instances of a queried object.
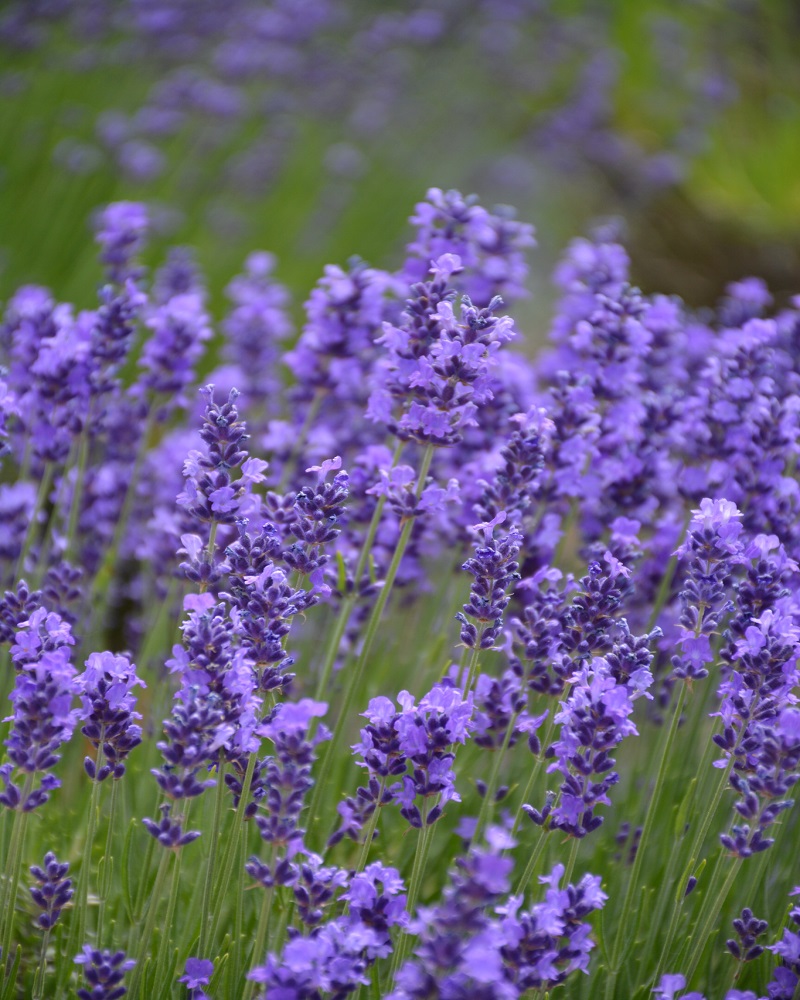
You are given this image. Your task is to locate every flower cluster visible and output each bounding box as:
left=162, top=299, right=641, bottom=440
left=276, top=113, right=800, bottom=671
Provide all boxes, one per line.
left=391, top=828, right=606, bottom=999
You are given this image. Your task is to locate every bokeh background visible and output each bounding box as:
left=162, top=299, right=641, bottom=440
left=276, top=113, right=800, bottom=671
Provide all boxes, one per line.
left=2, top=0, right=800, bottom=325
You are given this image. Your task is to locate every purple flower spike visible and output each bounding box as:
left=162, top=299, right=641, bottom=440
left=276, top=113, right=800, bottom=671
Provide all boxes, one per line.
left=368, top=255, right=516, bottom=446
left=29, top=851, right=73, bottom=930
left=142, top=803, right=201, bottom=850
left=672, top=498, right=745, bottom=681
left=74, top=944, right=136, bottom=1000
left=80, top=651, right=146, bottom=781
left=94, top=202, right=148, bottom=284
left=2, top=630, right=81, bottom=811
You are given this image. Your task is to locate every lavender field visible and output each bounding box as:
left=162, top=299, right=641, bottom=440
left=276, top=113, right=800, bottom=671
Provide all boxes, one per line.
left=1, top=3, right=800, bottom=999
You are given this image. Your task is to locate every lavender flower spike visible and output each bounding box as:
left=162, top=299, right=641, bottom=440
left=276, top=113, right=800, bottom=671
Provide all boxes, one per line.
left=74, top=945, right=136, bottom=1000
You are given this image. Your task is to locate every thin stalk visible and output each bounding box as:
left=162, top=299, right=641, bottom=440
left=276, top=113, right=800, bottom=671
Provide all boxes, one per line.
left=32, top=928, right=51, bottom=999
left=563, top=836, right=580, bottom=887
left=648, top=747, right=738, bottom=991
left=354, top=779, right=387, bottom=876
left=128, top=847, right=173, bottom=1000
left=89, top=406, right=155, bottom=611
left=154, top=848, right=182, bottom=991
left=63, top=771, right=103, bottom=993
left=606, top=683, right=687, bottom=991
left=198, top=756, right=226, bottom=955
left=96, top=777, right=120, bottom=945
left=681, top=857, right=742, bottom=986
left=464, top=643, right=482, bottom=697
left=313, top=440, right=406, bottom=704
left=389, top=808, right=434, bottom=987
left=0, top=799, right=30, bottom=971
left=242, top=880, right=275, bottom=1000
left=474, top=712, right=519, bottom=843
left=65, top=427, right=91, bottom=561
left=198, top=522, right=218, bottom=594
left=277, top=392, right=324, bottom=493
left=209, top=752, right=257, bottom=945
left=514, top=822, right=551, bottom=897
left=14, top=462, right=54, bottom=583
left=231, top=825, right=247, bottom=993
left=307, top=445, right=433, bottom=841
left=511, top=709, right=558, bottom=837
left=313, top=594, right=355, bottom=702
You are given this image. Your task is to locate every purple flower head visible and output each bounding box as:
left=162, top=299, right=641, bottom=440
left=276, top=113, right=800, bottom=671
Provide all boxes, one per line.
left=138, top=291, right=211, bottom=407
left=29, top=851, right=73, bottom=930
left=405, top=188, right=535, bottom=306
left=457, top=515, right=522, bottom=650
left=222, top=250, right=292, bottom=414
left=369, top=255, right=516, bottom=446
left=672, top=498, right=745, bottom=682
left=74, top=945, right=136, bottom=1000
left=10, top=606, right=75, bottom=668
left=80, top=651, right=146, bottom=781
left=177, top=385, right=255, bottom=545
left=179, top=957, right=214, bottom=999
left=2, top=643, right=81, bottom=811
left=726, top=907, right=769, bottom=962
left=94, top=201, right=148, bottom=283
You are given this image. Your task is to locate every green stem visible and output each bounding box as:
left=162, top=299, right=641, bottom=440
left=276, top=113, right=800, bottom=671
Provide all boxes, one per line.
left=242, top=881, right=275, bottom=1000
left=682, top=857, right=742, bottom=986
left=198, top=756, right=226, bottom=956
left=14, top=462, right=54, bottom=583
left=562, top=836, right=580, bottom=887
left=474, top=712, right=519, bottom=843
left=307, top=445, right=433, bottom=843
left=62, top=771, right=103, bottom=995
left=312, top=440, right=406, bottom=705
left=97, top=776, right=120, bottom=945
left=514, top=822, right=551, bottom=897
left=389, top=808, right=434, bottom=987
left=209, top=751, right=257, bottom=946
left=32, top=928, right=51, bottom=999
left=313, top=594, right=355, bottom=702
left=65, top=427, right=91, bottom=562
left=511, top=709, right=558, bottom=837
left=354, top=779, right=387, bottom=876
left=128, top=847, right=173, bottom=1000
left=199, top=522, right=219, bottom=593
left=277, top=393, right=324, bottom=492
left=606, top=682, right=687, bottom=989
left=0, top=801, right=30, bottom=971
left=89, top=407, right=155, bottom=616
left=464, top=644, right=482, bottom=697
left=154, top=848, right=182, bottom=991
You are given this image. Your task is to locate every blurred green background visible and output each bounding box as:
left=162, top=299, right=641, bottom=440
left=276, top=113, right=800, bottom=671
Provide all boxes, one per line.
left=1, top=0, right=799, bottom=325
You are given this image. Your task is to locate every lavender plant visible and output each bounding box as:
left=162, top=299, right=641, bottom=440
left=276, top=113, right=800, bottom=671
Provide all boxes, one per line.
left=0, top=189, right=799, bottom=1000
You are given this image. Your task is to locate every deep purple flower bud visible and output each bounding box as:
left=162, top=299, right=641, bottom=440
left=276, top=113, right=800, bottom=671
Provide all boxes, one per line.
left=142, top=803, right=201, bottom=850
left=74, top=944, right=136, bottom=1000
left=726, top=907, right=768, bottom=962
left=29, top=851, right=73, bottom=930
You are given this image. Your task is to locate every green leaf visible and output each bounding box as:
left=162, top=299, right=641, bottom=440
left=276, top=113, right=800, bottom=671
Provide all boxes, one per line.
left=0, top=946, right=21, bottom=1000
